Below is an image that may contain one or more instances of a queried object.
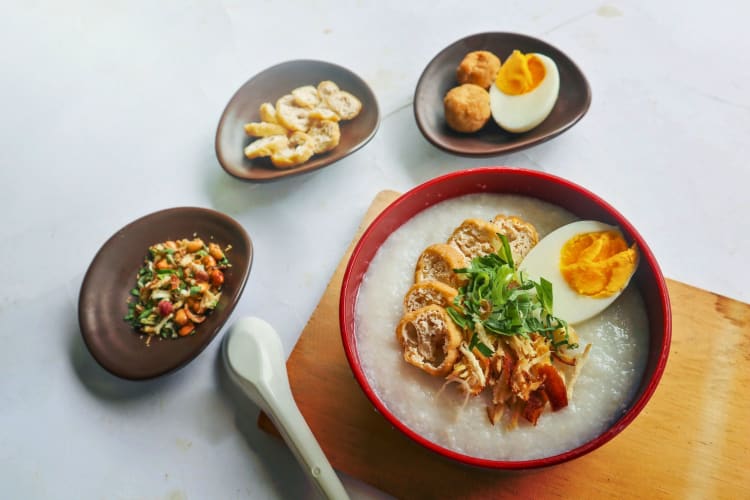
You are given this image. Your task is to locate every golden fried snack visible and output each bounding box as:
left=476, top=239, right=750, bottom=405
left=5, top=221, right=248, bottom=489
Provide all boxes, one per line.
left=291, top=85, right=321, bottom=109
left=275, top=94, right=311, bottom=132
left=447, top=218, right=502, bottom=261
left=443, top=84, right=491, bottom=133
left=242, top=80, right=363, bottom=170
left=259, top=102, right=278, bottom=124
left=244, top=122, right=288, bottom=137
left=457, top=50, right=501, bottom=89
left=270, top=131, right=315, bottom=168
left=491, top=214, right=540, bottom=263
left=403, top=281, right=458, bottom=313
left=395, top=305, right=462, bottom=377
left=307, top=119, right=341, bottom=154
left=317, top=80, right=340, bottom=101
left=323, top=90, right=362, bottom=120
left=414, top=243, right=468, bottom=289
left=244, top=135, right=288, bottom=159
left=309, top=105, right=341, bottom=122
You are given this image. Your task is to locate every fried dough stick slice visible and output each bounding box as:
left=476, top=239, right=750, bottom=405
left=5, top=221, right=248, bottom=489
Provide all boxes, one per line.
left=414, top=243, right=467, bottom=289
left=403, top=281, right=458, bottom=313
left=395, top=305, right=462, bottom=377
left=447, top=218, right=503, bottom=261
left=492, top=214, right=539, bottom=263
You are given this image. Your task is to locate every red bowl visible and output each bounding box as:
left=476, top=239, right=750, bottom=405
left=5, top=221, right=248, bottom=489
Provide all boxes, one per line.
left=339, top=166, right=671, bottom=469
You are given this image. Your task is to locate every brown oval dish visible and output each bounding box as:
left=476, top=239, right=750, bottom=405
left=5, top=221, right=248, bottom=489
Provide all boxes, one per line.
left=215, top=60, right=380, bottom=182
left=414, top=32, right=592, bottom=157
left=78, top=207, right=253, bottom=380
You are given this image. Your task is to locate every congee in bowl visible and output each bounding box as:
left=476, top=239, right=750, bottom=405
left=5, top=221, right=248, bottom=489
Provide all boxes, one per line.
left=339, top=167, right=671, bottom=469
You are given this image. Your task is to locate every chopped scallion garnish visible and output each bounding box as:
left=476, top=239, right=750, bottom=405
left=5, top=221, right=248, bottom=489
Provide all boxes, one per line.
left=447, top=234, right=569, bottom=344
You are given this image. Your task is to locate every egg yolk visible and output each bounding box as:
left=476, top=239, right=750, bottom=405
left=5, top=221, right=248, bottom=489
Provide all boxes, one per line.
left=559, top=231, right=638, bottom=298
left=495, top=50, right=546, bottom=95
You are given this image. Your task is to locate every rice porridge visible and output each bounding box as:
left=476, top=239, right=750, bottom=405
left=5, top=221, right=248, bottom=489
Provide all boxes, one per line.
left=354, top=193, right=649, bottom=460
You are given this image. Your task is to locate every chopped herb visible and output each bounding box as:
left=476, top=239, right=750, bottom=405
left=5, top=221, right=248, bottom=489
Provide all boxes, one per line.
left=125, top=237, right=229, bottom=341
left=468, top=332, right=494, bottom=356
left=137, top=307, right=154, bottom=320
left=448, top=234, right=571, bottom=345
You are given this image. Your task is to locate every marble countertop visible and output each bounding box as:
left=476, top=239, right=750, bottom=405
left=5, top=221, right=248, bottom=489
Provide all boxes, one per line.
left=2, top=1, right=748, bottom=498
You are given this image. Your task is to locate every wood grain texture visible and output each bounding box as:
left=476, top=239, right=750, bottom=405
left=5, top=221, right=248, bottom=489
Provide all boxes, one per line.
left=259, top=190, right=750, bottom=499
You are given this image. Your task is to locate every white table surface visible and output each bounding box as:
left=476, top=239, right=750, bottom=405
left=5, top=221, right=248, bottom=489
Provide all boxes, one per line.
left=2, top=1, right=749, bottom=498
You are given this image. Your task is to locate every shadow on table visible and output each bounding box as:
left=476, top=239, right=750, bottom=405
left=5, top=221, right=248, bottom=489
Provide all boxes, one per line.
left=203, top=142, right=315, bottom=216
left=213, top=344, right=313, bottom=499
left=68, top=323, right=185, bottom=401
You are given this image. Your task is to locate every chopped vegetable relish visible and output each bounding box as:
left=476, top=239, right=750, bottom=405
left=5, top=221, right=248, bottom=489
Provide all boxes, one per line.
left=125, top=237, right=231, bottom=340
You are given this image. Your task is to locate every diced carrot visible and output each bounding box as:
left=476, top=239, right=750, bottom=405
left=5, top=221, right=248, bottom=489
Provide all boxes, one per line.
left=178, top=323, right=195, bottom=336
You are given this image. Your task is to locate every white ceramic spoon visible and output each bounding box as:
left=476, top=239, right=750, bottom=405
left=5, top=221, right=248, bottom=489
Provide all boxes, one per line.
left=222, top=317, right=349, bottom=500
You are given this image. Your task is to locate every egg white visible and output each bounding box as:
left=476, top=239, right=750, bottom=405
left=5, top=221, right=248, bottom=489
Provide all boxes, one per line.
left=489, top=53, right=560, bottom=133
left=519, top=220, right=634, bottom=325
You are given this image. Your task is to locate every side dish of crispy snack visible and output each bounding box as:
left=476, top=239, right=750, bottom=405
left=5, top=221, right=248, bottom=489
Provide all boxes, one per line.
left=243, top=80, right=363, bottom=169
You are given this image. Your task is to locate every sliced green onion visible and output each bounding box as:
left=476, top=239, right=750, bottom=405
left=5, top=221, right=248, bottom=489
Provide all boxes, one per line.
left=448, top=234, right=567, bottom=343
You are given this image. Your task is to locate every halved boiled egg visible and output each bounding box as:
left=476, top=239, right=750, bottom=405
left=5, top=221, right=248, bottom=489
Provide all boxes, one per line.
left=519, top=220, right=639, bottom=325
left=489, top=50, right=560, bottom=133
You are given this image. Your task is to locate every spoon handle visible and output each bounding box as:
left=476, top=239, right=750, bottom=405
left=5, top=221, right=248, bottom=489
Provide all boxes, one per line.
left=264, top=381, right=350, bottom=500
left=224, top=317, right=349, bottom=500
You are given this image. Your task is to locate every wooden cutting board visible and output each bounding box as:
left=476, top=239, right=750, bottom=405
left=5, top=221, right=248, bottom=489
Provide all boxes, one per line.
left=259, top=190, right=750, bottom=499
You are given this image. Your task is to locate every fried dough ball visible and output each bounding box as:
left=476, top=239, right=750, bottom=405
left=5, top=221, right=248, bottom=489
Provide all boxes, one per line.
left=456, top=50, right=501, bottom=89
left=443, top=84, right=491, bottom=133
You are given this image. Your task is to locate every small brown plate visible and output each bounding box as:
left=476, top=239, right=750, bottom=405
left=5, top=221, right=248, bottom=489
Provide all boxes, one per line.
left=216, top=60, right=380, bottom=182
left=414, top=32, right=592, bottom=157
left=78, top=207, right=253, bottom=380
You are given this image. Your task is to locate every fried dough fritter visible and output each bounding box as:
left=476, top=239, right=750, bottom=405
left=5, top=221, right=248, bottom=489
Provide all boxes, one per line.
left=456, top=50, right=501, bottom=89
left=443, top=84, right=491, bottom=133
